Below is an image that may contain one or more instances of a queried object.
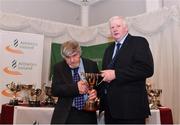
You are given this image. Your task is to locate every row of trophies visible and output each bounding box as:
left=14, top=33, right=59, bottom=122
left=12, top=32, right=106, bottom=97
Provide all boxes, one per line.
left=6, top=74, right=162, bottom=110
left=6, top=81, right=55, bottom=107
left=6, top=73, right=101, bottom=111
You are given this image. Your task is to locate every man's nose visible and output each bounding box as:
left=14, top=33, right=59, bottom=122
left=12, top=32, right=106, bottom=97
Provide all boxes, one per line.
left=69, top=57, right=74, bottom=62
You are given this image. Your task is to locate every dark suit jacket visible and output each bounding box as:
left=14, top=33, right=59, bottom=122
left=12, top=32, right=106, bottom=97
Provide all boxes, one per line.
left=51, top=58, right=99, bottom=124
left=100, top=34, right=154, bottom=119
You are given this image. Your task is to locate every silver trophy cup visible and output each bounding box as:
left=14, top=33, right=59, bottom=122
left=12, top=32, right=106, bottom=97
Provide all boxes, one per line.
left=44, top=86, right=55, bottom=106
left=6, top=82, right=22, bottom=105
left=149, top=89, right=162, bottom=109
left=29, top=88, right=42, bottom=107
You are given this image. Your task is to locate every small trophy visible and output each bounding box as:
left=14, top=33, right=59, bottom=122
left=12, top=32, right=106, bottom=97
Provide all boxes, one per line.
left=29, top=88, right=42, bottom=107
left=146, top=83, right=152, bottom=104
left=21, top=84, right=33, bottom=104
left=149, top=89, right=162, bottom=109
left=6, top=82, right=22, bottom=105
left=81, top=73, right=101, bottom=112
left=44, top=86, right=55, bottom=106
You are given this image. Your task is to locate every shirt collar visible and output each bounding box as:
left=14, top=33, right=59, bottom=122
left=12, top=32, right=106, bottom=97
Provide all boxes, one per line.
left=71, top=58, right=84, bottom=74
left=115, top=33, right=128, bottom=45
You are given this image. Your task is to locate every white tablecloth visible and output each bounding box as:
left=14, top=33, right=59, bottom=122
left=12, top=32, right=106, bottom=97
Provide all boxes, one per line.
left=13, top=106, right=54, bottom=124
left=146, top=109, right=161, bottom=124
left=13, top=106, right=161, bottom=124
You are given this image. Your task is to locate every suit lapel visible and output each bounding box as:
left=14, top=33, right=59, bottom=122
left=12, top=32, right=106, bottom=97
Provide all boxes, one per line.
left=115, top=34, right=131, bottom=57
left=82, top=58, right=91, bottom=73
left=62, top=60, right=73, bottom=84
left=107, top=43, right=116, bottom=65
left=110, top=34, right=132, bottom=64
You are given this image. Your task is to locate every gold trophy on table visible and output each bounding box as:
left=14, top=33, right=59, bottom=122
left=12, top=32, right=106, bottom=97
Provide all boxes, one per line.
left=146, top=82, right=162, bottom=109
left=81, top=73, right=101, bottom=112
left=20, top=84, right=33, bottom=104
left=29, top=88, right=42, bottom=107
left=149, top=89, right=162, bottom=109
left=6, top=82, right=22, bottom=105
left=44, top=86, right=55, bottom=106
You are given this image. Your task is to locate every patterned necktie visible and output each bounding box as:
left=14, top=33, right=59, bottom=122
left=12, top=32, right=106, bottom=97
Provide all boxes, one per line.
left=72, top=67, right=85, bottom=110
left=108, top=43, right=121, bottom=69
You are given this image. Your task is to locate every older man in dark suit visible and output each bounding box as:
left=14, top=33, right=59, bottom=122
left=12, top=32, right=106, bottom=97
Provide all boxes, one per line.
left=51, top=40, right=99, bottom=124
left=100, top=16, right=154, bottom=124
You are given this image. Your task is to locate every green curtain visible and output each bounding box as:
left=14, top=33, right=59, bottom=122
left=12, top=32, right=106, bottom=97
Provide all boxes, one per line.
left=50, top=42, right=110, bottom=80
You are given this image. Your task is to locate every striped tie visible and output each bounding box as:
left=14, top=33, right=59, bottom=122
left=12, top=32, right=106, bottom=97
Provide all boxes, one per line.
left=113, top=43, right=121, bottom=58
left=108, top=43, right=121, bottom=69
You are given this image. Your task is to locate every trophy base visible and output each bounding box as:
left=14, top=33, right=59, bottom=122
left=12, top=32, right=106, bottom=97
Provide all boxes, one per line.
left=29, top=100, right=41, bottom=107
left=44, top=97, right=55, bottom=107
left=150, top=100, right=161, bottom=109
left=83, top=101, right=98, bottom=112
left=150, top=104, right=159, bottom=109
left=9, top=99, right=19, bottom=106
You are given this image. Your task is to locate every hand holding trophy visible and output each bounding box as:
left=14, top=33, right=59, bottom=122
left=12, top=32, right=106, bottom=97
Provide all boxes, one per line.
left=81, top=73, right=101, bottom=112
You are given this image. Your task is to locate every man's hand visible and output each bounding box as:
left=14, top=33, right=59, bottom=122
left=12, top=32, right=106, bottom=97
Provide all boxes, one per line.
left=101, top=69, right=116, bottom=83
left=88, top=89, right=97, bottom=101
left=77, top=80, right=88, bottom=94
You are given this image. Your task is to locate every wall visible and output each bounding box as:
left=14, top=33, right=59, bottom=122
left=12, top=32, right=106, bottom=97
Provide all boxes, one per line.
left=1, top=0, right=180, bottom=26
left=0, top=0, right=81, bottom=25
left=89, top=0, right=146, bottom=26
left=0, top=0, right=146, bottom=26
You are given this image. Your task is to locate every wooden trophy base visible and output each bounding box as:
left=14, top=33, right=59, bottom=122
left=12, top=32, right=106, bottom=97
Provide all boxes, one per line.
left=83, top=100, right=98, bottom=112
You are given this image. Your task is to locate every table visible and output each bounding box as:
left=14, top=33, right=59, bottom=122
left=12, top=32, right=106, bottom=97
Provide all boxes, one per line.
left=159, top=107, right=174, bottom=124
left=1, top=104, right=173, bottom=124
left=1, top=104, right=14, bottom=124
left=146, top=109, right=161, bottom=124
left=13, top=106, right=54, bottom=124
left=13, top=106, right=104, bottom=124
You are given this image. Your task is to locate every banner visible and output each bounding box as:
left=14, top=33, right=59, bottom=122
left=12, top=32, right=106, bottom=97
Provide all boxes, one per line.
left=0, top=30, right=44, bottom=110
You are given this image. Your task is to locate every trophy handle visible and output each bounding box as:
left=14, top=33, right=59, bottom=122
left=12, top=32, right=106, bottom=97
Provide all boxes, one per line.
left=96, top=79, right=103, bottom=86
left=80, top=72, right=103, bottom=87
